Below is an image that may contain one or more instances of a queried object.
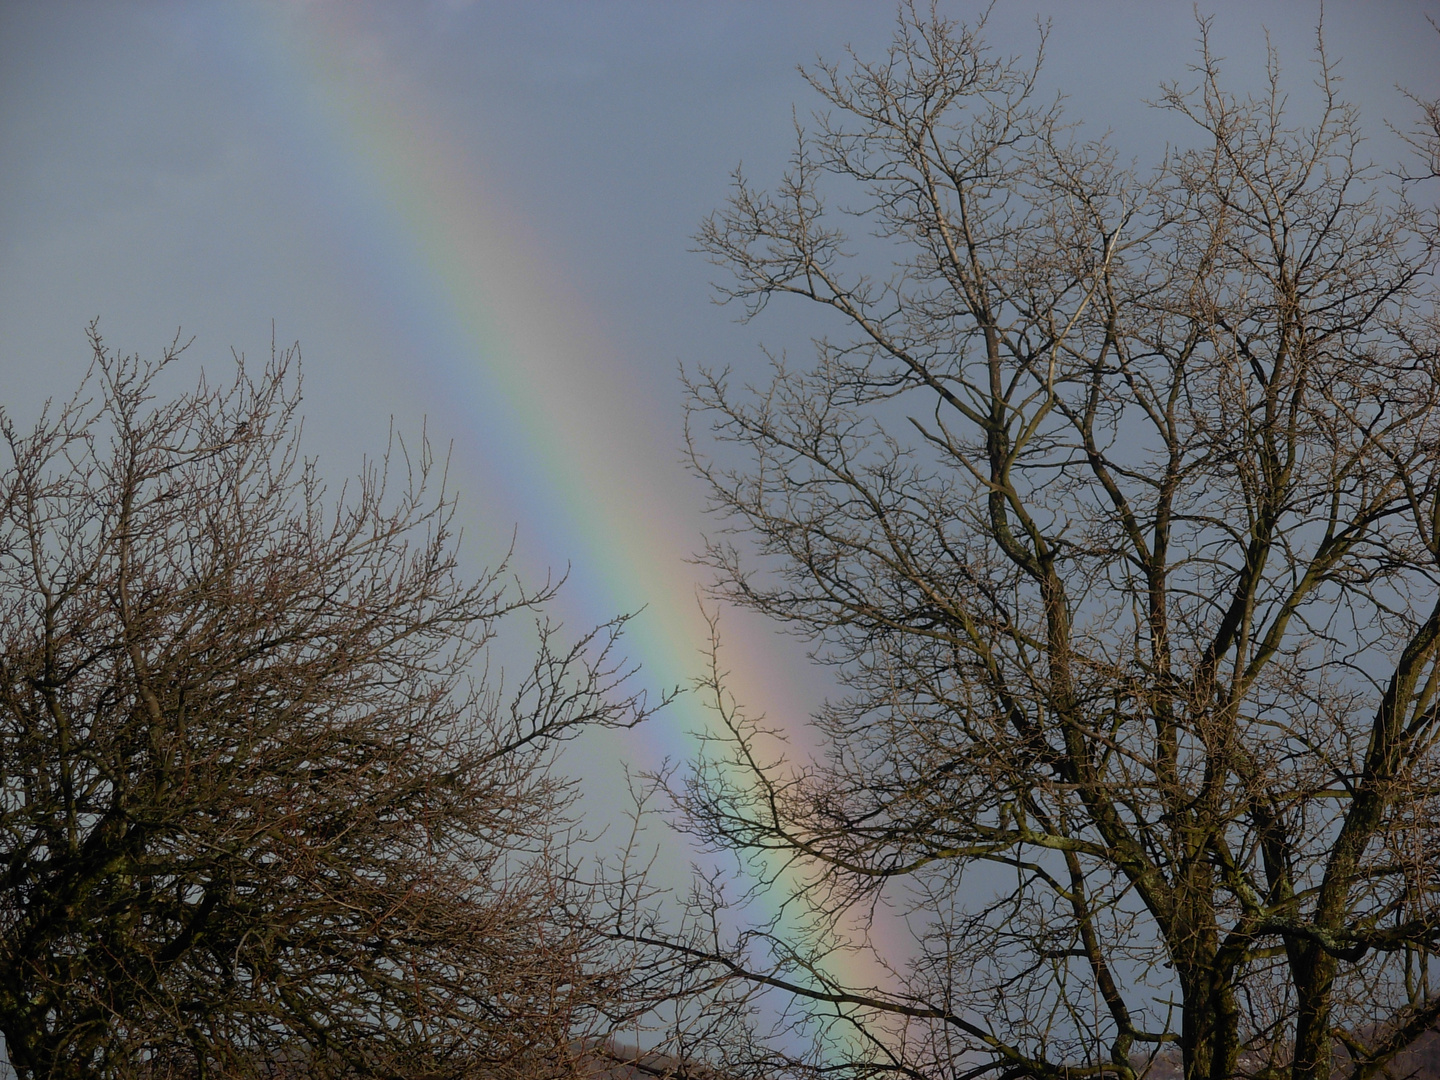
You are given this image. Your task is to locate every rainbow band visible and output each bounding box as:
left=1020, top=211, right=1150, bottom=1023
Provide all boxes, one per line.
left=222, top=0, right=899, bottom=1016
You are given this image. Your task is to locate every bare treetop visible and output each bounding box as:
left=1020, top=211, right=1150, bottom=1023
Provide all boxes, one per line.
left=668, top=8, right=1440, bottom=1080
left=0, top=328, right=659, bottom=1079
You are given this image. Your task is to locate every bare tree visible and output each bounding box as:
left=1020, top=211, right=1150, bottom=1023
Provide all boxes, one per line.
left=0, top=328, right=658, bottom=1079
left=671, top=8, right=1440, bottom=1080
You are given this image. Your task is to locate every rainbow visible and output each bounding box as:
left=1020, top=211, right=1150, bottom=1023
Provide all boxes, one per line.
left=216, top=0, right=903, bottom=1011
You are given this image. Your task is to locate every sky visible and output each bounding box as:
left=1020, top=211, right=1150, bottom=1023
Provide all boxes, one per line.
left=1, top=0, right=1438, bottom=1050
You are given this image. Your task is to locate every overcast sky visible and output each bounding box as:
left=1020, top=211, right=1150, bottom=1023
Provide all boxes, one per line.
left=2, top=0, right=1438, bottom=904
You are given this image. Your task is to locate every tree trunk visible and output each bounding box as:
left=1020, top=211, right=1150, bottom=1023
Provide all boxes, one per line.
left=1292, top=945, right=1336, bottom=1080
left=1177, top=964, right=1241, bottom=1080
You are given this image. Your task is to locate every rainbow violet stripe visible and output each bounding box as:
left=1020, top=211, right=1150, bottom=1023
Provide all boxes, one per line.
left=219, top=0, right=904, bottom=1005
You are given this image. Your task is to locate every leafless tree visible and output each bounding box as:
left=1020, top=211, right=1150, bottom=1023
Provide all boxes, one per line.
left=670, top=8, right=1440, bottom=1080
left=0, top=328, right=659, bottom=1079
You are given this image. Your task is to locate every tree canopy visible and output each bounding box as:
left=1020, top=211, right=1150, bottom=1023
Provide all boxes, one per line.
left=671, top=9, right=1440, bottom=1080
left=0, top=330, right=653, bottom=1079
